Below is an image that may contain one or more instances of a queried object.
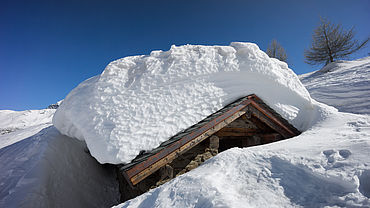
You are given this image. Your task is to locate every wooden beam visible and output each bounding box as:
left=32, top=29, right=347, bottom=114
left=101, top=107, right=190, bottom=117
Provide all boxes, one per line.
left=216, top=127, right=259, bottom=137
left=249, top=100, right=297, bottom=138
left=249, top=104, right=292, bottom=138
left=259, top=133, right=282, bottom=143
left=209, top=135, right=219, bottom=150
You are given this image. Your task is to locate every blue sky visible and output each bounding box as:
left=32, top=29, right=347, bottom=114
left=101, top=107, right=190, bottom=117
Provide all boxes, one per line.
left=0, top=0, right=369, bottom=110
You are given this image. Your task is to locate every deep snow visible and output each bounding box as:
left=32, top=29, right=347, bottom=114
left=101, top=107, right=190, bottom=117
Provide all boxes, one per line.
left=300, top=57, right=370, bottom=115
left=53, top=42, right=320, bottom=164
left=0, top=110, right=120, bottom=207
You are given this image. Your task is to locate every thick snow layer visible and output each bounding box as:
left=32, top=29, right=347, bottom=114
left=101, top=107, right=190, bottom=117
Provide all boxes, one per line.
left=300, top=57, right=370, bottom=115
left=114, top=111, right=370, bottom=208
left=0, top=126, right=120, bottom=207
left=0, top=109, right=55, bottom=148
left=53, top=42, right=320, bottom=164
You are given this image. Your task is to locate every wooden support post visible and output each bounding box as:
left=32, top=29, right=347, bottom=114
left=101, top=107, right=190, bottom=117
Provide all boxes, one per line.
left=159, top=164, right=173, bottom=181
left=209, top=135, right=219, bottom=150
left=208, top=135, right=219, bottom=156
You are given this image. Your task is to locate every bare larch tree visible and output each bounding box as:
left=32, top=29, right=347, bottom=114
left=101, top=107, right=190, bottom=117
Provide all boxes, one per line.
left=305, top=18, right=369, bottom=66
left=266, top=39, right=288, bottom=63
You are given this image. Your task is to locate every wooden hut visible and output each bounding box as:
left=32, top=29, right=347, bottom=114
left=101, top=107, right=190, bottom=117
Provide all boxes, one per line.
left=117, top=94, right=300, bottom=202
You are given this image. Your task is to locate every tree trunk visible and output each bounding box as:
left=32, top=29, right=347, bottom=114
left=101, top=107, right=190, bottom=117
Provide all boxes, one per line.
left=329, top=54, right=334, bottom=63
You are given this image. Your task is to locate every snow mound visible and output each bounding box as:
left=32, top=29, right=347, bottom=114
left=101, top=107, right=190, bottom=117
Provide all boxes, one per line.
left=53, top=42, right=324, bottom=164
left=300, top=57, right=370, bottom=114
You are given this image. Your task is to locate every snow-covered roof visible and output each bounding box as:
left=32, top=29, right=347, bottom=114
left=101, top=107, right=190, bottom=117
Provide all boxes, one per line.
left=53, top=42, right=320, bottom=164
left=120, top=94, right=301, bottom=187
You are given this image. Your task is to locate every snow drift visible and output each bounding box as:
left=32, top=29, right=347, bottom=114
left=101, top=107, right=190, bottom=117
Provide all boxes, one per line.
left=53, top=42, right=323, bottom=164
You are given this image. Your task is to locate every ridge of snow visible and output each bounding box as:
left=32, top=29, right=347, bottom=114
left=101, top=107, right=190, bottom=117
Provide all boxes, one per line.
left=300, top=57, right=370, bottom=115
left=53, top=42, right=327, bottom=164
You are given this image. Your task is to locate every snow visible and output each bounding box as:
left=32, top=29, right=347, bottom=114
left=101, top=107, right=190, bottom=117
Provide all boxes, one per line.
left=114, top=111, right=370, bottom=208
left=1, top=43, right=369, bottom=207
left=53, top=42, right=320, bottom=164
left=300, top=57, right=370, bottom=115
left=0, top=124, right=120, bottom=207
left=0, top=109, right=55, bottom=149
left=111, top=56, right=370, bottom=207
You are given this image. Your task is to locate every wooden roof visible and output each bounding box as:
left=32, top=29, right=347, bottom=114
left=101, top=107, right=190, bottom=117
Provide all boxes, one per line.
left=119, top=94, right=300, bottom=186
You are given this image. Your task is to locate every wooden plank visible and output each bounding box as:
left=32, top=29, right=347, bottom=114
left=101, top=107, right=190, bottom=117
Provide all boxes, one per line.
left=216, top=131, right=255, bottom=137
left=259, top=133, right=282, bottom=143
left=218, top=127, right=258, bottom=132
left=129, top=109, right=248, bottom=185
left=216, top=127, right=259, bottom=137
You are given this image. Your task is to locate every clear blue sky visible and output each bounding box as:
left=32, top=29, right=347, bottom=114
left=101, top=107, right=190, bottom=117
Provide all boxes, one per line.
left=0, top=0, right=369, bottom=110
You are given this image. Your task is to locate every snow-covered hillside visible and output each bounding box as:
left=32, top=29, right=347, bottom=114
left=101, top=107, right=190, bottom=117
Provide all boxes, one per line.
left=300, top=57, right=370, bottom=115
left=0, top=109, right=55, bottom=149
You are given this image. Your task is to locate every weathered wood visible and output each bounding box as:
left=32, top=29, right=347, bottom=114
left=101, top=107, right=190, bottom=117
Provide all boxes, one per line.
left=249, top=104, right=291, bottom=138
left=226, top=117, right=256, bottom=129
left=209, top=135, right=219, bottom=150
left=159, top=164, right=173, bottom=181
left=247, top=135, right=261, bottom=146
left=260, top=133, right=282, bottom=143
left=249, top=100, right=296, bottom=138
left=128, top=109, right=248, bottom=185
left=216, top=127, right=259, bottom=137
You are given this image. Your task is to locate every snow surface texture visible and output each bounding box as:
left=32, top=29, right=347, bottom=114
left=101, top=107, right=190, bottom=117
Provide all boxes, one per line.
left=0, top=126, right=120, bottom=207
left=53, top=42, right=321, bottom=164
left=300, top=57, right=370, bottom=115
left=0, top=109, right=55, bottom=149
left=115, top=112, right=370, bottom=208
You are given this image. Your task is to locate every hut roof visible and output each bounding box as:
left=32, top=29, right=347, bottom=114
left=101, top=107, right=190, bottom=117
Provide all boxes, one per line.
left=119, top=94, right=300, bottom=186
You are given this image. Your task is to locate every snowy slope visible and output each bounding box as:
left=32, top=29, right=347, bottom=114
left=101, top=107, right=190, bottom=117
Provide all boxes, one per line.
left=300, top=57, right=370, bottom=115
left=53, top=42, right=320, bottom=164
left=0, top=108, right=120, bottom=207
left=0, top=109, right=55, bottom=149
left=0, top=127, right=120, bottom=207
left=115, top=107, right=370, bottom=208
